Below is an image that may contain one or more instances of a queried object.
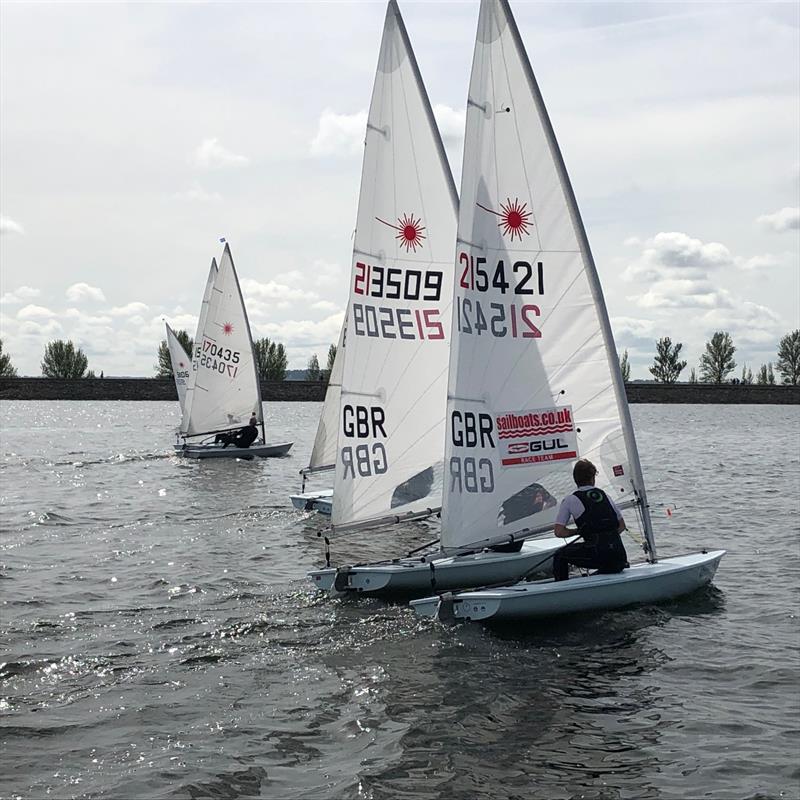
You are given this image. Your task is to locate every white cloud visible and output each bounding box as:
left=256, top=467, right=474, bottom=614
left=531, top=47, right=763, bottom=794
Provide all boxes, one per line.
left=622, top=231, right=735, bottom=283
left=0, top=215, right=25, bottom=236
left=109, top=301, right=149, bottom=316
left=310, top=109, right=367, bottom=157
left=191, top=138, right=249, bottom=169
left=66, top=282, right=106, bottom=302
left=174, top=183, right=223, bottom=202
left=757, top=207, right=800, bottom=232
left=17, top=304, right=57, bottom=319
left=63, top=308, right=112, bottom=325
left=0, top=286, right=40, bottom=305
left=432, top=104, right=466, bottom=145
left=241, top=277, right=314, bottom=304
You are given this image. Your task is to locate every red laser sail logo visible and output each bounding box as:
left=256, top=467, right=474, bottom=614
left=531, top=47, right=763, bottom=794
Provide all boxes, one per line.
left=222, top=322, right=234, bottom=335
left=376, top=212, right=426, bottom=253
left=477, top=197, right=532, bottom=242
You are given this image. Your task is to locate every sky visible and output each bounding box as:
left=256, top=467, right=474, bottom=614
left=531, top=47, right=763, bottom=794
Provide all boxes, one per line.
left=1, top=1, right=798, bottom=378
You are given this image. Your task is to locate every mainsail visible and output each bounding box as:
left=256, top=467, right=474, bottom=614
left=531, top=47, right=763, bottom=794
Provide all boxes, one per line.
left=165, top=323, right=191, bottom=414
left=181, top=244, right=263, bottom=439
left=181, top=258, right=218, bottom=435
left=331, top=0, right=459, bottom=531
left=441, top=0, right=655, bottom=556
left=306, top=320, right=346, bottom=474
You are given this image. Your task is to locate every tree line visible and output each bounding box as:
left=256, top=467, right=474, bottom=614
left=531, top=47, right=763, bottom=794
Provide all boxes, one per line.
left=1, top=330, right=798, bottom=384
left=618, top=330, right=800, bottom=385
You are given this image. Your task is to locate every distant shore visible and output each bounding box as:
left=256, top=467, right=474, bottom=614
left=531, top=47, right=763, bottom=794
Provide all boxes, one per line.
left=0, top=377, right=798, bottom=404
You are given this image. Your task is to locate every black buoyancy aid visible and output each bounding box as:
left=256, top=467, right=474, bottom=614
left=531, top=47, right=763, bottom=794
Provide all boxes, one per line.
left=573, top=488, right=620, bottom=544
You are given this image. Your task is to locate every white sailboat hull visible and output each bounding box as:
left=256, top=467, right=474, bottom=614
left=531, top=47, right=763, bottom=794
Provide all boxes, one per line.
left=308, top=536, right=563, bottom=599
left=410, top=550, right=725, bottom=621
left=290, top=489, right=334, bottom=515
left=177, top=441, right=293, bottom=460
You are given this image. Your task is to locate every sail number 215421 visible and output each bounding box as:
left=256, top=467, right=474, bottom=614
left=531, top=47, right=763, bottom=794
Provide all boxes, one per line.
left=457, top=253, right=544, bottom=339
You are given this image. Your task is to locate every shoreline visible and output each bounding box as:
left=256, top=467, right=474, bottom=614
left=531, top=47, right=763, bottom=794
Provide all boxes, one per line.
left=0, top=377, right=798, bottom=404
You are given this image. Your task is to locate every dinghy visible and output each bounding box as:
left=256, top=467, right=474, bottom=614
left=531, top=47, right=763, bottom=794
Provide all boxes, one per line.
left=289, top=323, right=345, bottom=514
left=410, top=0, right=724, bottom=622
left=165, top=322, right=192, bottom=415
left=307, top=0, right=562, bottom=599
left=176, top=244, right=293, bottom=460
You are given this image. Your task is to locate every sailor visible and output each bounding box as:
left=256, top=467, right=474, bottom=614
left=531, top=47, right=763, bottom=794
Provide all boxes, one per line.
left=552, top=459, right=628, bottom=581
left=214, top=413, right=259, bottom=449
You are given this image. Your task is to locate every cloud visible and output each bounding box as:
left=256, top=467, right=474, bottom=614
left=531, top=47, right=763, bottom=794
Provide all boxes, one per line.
left=109, top=301, right=149, bottom=316
left=622, top=231, right=735, bottom=283
left=63, top=308, right=113, bottom=325
left=66, top=282, right=106, bottom=302
left=432, top=104, right=466, bottom=145
left=310, top=109, right=367, bottom=157
left=173, top=184, right=223, bottom=202
left=757, top=207, right=800, bottom=232
left=241, top=277, right=315, bottom=304
left=17, top=304, right=57, bottom=319
left=191, top=138, right=249, bottom=169
left=0, top=286, right=40, bottom=305
left=0, top=216, right=25, bottom=236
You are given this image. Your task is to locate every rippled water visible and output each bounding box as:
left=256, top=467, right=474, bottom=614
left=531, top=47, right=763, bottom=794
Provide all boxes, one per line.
left=1, top=401, right=798, bottom=800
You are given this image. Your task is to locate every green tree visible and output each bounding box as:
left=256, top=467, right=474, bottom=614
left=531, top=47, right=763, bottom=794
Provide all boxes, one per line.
left=0, top=339, right=18, bottom=377
left=776, top=329, right=800, bottom=385
left=740, top=364, right=753, bottom=385
left=619, top=349, right=630, bottom=382
left=156, top=330, right=192, bottom=377
left=756, top=363, right=776, bottom=385
left=648, top=337, right=687, bottom=383
left=325, top=343, right=337, bottom=379
left=689, top=367, right=697, bottom=383
left=254, top=338, right=287, bottom=380
left=41, top=340, right=89, bottom=378
left=700, top=331, right=736, bottom=383
left=307, top=353, right=321, bottom=381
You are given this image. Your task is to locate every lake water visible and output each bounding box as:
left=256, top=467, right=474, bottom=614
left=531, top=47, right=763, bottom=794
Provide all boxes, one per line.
left=1, top=401, right=798, bottom=800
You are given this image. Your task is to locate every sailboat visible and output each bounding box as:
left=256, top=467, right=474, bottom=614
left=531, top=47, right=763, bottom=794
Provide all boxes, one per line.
left=176, top=244, right=293, bottom=460
left=410, top=0, right=724, bottom=621
left=289, top=322, right=345, bottom=514
left=165, top=322, right=192, bottom=415
left=307, top=0, right=563, bottom=599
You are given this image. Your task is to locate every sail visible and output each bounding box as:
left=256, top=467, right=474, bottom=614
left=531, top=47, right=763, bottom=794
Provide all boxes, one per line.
left=441, top=0, right=655, bottom=555
left=306, top=320, right=346, bottom=473
left=165, top=323, right=191, bottom=413
left=181, top=258, right=218, bottom=435
left=181, top=244, right=263, bottom=438
left=331, top=0, right=459, bottom=531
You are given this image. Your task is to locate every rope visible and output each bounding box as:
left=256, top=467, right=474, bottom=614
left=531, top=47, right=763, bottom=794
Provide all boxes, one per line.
left=324, top=536, right=331, bottom=568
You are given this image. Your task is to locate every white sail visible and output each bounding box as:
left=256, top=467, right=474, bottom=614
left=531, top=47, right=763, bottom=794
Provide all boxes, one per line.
left=165, top=323, right=191, bottom=413
left=181, top=258, right=218, bottom=435
left=441, top=0, right=654, bottom=555
left=307, top=320, right=346, bottom=473
left=181, top=244, right=263, bottom=438
left=331, top=0, right=459, bottom=531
